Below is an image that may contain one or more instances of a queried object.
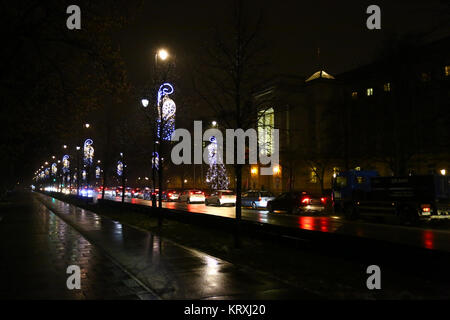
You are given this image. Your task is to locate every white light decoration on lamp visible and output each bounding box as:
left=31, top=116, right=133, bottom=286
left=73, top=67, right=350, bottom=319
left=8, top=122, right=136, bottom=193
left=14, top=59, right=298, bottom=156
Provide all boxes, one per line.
left=62, top=155, right=70, bottom=174
left=117, top=161, right=123, bottom=176
left=51, top=163, right=57, bottom=175
left=95, top=166, right=101, bottom=179
left=152, top=152, right=159, bottom=170
left=83, top=139, right=94, bottom=166
left=82, top=170, right=87, bottom=181
left=156, top=83, right=176, bottom=141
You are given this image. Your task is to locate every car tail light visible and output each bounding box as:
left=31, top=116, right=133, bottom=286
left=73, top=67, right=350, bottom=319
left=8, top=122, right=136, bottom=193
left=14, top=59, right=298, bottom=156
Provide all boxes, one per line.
left=321, top=197, right=327, bottom=204
left=301, top=197, right=310, bottom=204
left=190, top=191, right=193, bottom=195
left=421, top=204, right=431, bottom=213
left=168, top=193, right=172, bottom=197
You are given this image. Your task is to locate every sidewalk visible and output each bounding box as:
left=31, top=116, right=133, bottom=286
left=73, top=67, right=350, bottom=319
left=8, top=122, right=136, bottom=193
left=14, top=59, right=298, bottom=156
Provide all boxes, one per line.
left=35, top=193, right=316, bottom=299
left=0, top=194, right=156, bottom=300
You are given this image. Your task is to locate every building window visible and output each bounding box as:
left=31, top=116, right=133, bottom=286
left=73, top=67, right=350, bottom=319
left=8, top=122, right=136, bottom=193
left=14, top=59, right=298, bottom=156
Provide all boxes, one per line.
left=383, top=82, right=391, bottom=92
left=258, top=107, right=274, bottom=156
left=310, top=168, right=318, bottom=183
left=366, top=88, right=373, bottom=96
left=351, top=91, right=358, bottom=99
left=445, top=66, right=450, bottom=77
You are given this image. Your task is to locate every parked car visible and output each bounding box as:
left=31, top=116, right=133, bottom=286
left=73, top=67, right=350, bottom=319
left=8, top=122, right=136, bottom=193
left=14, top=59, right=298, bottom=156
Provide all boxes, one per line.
left=206, top=190, right=236, bottom=206
left=242, top=190, right=275, bottom=209
left=162, top=190, right=180, bottom=201
left=267, top=191, right=326, bottom=214
left=178, top=189, right=205, bottom=203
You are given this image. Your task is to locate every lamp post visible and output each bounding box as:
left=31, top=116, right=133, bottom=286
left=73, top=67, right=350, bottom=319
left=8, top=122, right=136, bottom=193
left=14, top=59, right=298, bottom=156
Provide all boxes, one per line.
left=141, top=48, right=174, bottom=214
left=76, top=146, right=81, bottom=196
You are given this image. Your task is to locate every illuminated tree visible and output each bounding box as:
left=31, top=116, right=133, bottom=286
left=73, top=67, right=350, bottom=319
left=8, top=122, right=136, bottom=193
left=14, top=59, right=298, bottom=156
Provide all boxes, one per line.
left=206, top=136, right=229, bottom=190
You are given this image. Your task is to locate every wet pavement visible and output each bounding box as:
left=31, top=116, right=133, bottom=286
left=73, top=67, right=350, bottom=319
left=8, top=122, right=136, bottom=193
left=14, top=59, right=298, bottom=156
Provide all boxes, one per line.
left=0, top=195, right=157, bottom=300
left=104, top=195, right=450, bottom=253
left=34, top=193, right=315, bottom=299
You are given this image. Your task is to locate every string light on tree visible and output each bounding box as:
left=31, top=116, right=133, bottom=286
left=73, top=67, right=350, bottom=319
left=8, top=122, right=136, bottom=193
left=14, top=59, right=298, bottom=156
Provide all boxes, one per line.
left=206, top=136, right=229, bottom=190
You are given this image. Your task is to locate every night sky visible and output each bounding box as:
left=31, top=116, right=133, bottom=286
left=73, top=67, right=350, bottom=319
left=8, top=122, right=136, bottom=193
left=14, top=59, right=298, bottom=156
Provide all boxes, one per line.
left=119, top=0, right=450, bottom=83
left=2, top=0, right=449, bottom=187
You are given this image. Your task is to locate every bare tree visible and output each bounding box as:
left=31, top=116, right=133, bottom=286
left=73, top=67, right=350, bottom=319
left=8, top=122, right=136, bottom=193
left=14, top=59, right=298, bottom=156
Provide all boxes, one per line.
left=192, top=0, right=271, bottom=247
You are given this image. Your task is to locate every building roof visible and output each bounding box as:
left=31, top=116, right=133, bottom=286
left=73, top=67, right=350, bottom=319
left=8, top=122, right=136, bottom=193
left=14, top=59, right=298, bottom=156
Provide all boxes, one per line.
left=305, top=70, right=335, bottom=82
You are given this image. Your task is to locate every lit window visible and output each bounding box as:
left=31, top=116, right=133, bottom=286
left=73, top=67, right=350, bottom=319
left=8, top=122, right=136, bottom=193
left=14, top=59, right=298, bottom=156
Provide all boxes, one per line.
left=383, top=82, right=391, bottom=92
left=351, top=91, right=358, bottom=99
left=366, top=88, right=373, bottom=96
left=258, top=108, right=274, bottom=156
left=445, top=66, right=450, bottom=77
left=311, top=168, right=318, bottom=183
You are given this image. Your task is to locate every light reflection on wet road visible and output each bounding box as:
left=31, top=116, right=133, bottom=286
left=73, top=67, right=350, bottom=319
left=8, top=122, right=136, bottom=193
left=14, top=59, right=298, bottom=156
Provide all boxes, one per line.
left=103, top=196, right=450, bottom=253
left=0, top=196, right=157, bottom=299
left=37, top=194, right=313, bottom=299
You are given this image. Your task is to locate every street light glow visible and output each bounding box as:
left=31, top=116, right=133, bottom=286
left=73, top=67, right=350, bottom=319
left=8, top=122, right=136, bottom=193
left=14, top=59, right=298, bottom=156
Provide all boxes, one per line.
left=212, top=121, right=217, bottom=127
left=141, top=98, right=149, bottom=108
left=158, top=49, right=169, bottom=60
left=441, top=169, right=447, bottom=176
left=85, top=123, right=90, bottom=128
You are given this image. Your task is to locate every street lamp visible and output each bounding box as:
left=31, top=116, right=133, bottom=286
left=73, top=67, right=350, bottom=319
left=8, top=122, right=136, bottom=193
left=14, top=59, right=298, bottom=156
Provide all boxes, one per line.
left=141, top=98, right=149, bottom=108
left=85, top=123, right=90, bottom=128
left=157, top=49, right=169, bottom=61
left=212, top=121, right=217, bottom=127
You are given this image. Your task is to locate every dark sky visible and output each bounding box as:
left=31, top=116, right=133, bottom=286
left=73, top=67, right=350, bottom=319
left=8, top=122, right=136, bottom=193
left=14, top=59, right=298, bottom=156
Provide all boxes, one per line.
left=118, top=0, right=449, bottom=84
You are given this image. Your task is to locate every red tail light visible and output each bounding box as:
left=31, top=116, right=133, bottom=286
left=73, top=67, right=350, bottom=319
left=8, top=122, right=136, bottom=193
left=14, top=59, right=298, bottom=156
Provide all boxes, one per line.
left=190, top=191, right=193, bottom=195
left=301, top=197, right=310, bottom=204
left=168, top=193, right=172, bottom=197
left=321, top=197, right=327, bottom=204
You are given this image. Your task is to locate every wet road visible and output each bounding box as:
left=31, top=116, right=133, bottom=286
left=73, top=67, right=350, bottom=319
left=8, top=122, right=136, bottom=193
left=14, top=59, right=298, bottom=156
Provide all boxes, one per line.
left=35, top=193, right=315, bottom=299
left=103, top=195, right=450, bottom=253
left=0, top=194, right=157, bottom=299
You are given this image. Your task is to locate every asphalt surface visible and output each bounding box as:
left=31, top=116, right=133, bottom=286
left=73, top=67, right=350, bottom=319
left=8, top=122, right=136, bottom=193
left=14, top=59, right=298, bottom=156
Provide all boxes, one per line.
left=102, top=195, right=450, bottom=253
left=31, top=193, right=316, bottom=299
left=0, top=194, right=157, bottom=300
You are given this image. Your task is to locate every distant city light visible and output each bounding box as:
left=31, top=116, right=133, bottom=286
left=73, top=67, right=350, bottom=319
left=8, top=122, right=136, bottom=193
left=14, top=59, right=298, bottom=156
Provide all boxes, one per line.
left=273, top=165, right=280, bottom=175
